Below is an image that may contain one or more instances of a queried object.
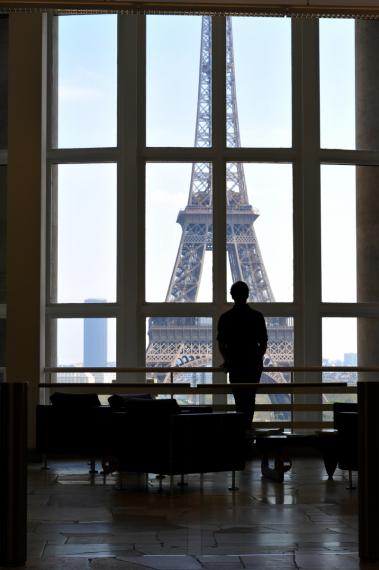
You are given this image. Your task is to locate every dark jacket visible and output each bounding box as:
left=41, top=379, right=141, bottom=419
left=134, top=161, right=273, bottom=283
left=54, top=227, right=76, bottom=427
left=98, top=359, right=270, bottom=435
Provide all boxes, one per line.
left=217, top=304, right=268, bottom=374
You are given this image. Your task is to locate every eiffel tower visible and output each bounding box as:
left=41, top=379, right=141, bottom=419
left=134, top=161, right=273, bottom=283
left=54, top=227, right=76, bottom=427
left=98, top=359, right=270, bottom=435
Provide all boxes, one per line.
left=146, top=16, right=293, bottom=385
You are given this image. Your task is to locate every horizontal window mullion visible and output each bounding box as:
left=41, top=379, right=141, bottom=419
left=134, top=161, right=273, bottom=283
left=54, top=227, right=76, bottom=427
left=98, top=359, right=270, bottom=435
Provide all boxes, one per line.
left=46, top=303, right=120, bottom=318
left=222, top=148, right=295, bottom=162
left=321, top=303, right=379, bottom=318
left=141, top=302, right=298, bottom=318
left=47, top=147, right=118, bottom=164
left=141, top=303, right=217, bottom=318
left=320, top=149, right=379, bottom=166
left=143, top=147, right=296, bottom=162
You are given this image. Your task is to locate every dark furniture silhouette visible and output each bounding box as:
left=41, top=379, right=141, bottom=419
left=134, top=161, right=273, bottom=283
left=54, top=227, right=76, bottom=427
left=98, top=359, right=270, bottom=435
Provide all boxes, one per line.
left=36, top=394, right=246, bottom=483
left=333, top=402, right=358, bottom=488
left=254, top=430, right=339, bottom=482
left=254, top=403, right=358, bottom=484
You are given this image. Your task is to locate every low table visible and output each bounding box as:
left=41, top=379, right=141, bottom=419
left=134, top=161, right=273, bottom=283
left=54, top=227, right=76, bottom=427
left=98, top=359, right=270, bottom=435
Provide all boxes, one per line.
left=253, top=429, right=339, bottom=482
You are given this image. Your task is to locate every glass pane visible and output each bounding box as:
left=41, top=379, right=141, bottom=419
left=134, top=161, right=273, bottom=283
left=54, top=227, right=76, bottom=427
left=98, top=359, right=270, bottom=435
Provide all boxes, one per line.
left=52, top=317, right=116, bottom=383
left=0, top=16, right=8, bottom=149
left=56, top=15, right=117, bottom=148
left=0, top=166, right=5, bottom=303
left=146, top=163, right=212, bottom=302
left=226, top=163, right=293, bottom=302
left=321, top=165, right=356, bottom=302
left=320, top=19, right=355, bottom=150
left=229, top=17, right=291, bottom=148
left=146, top=316, right=212, bottom=404
left=356, top=165, right=379, bottom=303
left=146, top=16, right=207, bottom=147
left=321, top=164, right=379, bottom=303
left=322, top=318, right=357, bottom=422
left=260, top=316, right=294, bottom=422
left=52, top=164, right=117, bottom=303
left=323, top=317, right=357, bottom=373
left=321, top=19, right=379, bottom=151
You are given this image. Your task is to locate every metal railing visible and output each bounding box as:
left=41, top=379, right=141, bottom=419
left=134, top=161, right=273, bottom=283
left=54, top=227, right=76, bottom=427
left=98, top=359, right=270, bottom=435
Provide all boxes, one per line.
left=40, top=365, right=367, bottom=430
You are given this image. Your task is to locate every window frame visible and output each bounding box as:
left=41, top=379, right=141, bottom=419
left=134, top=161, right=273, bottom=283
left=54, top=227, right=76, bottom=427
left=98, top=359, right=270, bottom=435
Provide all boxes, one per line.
left=45, top=14, right=379, bottom=383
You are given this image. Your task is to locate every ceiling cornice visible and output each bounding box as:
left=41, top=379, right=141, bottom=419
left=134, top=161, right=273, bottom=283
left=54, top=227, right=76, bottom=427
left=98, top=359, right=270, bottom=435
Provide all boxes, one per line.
left=0, top=0, right=379, bottom=17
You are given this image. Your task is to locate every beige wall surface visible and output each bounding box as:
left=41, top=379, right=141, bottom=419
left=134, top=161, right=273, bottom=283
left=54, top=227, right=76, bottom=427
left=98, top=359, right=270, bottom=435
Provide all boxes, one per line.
left=7, top=14, right=46, bottom=446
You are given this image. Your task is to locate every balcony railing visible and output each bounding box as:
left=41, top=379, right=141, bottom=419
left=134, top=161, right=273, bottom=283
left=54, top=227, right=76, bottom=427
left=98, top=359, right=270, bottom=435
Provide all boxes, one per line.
left=40, top=366, right=367, bottom=430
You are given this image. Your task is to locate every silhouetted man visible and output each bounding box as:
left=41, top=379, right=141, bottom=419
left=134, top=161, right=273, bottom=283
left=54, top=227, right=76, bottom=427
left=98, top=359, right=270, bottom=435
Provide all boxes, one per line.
left=217, top=281, right=268, bottom=430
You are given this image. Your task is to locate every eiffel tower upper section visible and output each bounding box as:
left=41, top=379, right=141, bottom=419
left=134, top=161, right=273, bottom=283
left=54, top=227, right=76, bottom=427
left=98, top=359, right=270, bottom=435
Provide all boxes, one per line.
left=146, top=16, right=293, bottom=371
left=165, top=16, right=274, bottom=304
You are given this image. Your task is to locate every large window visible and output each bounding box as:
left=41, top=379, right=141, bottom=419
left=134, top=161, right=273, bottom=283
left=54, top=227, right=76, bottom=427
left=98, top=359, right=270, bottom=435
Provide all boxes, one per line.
left=46, top=14, right=379, bottom=398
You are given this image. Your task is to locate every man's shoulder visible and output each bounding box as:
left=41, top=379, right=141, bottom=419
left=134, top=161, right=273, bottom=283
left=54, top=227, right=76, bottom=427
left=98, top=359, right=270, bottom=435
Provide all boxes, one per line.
left=247, top=305, right=264, bottom=318
left=219, top=305, right=264, bottom=317
left=217, top=308, right=234, bottom=326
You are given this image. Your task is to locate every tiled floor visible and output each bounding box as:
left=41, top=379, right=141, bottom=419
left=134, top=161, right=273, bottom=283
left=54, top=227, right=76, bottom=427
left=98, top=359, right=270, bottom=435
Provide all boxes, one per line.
left=8, top=458, right=379, bottom=569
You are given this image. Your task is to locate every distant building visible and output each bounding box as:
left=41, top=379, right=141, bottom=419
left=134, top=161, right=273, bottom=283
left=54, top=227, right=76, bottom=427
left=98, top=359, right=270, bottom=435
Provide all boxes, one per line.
left=84, top=299, right=107, bottom=383
left=344, top=353, right=357, bottom=366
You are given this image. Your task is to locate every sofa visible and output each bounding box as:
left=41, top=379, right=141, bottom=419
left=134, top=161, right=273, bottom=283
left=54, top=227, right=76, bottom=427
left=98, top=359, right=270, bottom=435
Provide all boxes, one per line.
left=36, top=393, right=246, bottom=479
left=333, top=402, right=358, bottom=487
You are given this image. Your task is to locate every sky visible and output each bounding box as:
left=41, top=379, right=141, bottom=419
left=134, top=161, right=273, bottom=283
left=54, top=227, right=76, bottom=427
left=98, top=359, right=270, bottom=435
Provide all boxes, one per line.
left=55, top=15, right=358, bottom=365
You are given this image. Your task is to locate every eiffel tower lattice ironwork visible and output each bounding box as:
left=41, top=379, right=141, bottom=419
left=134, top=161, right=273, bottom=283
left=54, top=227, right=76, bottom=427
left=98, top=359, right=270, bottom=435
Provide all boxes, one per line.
left=146, top=16, right=293, bottom=384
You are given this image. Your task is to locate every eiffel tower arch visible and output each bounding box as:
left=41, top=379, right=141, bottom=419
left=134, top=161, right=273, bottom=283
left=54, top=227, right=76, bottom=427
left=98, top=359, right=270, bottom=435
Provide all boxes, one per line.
left=146, top=16, right=294, bottom=391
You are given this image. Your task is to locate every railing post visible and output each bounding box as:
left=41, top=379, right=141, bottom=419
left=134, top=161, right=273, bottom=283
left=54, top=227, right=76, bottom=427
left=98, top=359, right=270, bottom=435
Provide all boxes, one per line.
left=0, top=382, right=28, bottom=567
left=170, top=371, right=174, bottom=399
left=358, top=381, right=379, bottom=561
left=290, top=370, right=294, bottom=433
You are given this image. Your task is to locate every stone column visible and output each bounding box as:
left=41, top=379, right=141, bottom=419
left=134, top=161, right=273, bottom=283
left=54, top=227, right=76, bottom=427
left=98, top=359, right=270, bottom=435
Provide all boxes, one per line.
left=358, top=382, right=379, bottom=560
left=356, top=21, right=379, bottom=363
left=0, top=383, right=27, bottom=566
left=7, top=14, right=47, bottom=448
left=0, top=17, right=7, bottom=370
left=355, top=20, right=379, bottom=561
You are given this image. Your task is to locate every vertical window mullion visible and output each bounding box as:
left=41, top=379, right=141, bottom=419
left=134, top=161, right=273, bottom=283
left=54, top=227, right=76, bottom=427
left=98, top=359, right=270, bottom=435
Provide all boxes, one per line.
left=212, top=15, right=227, bottom=313
left=117, top=15, right=145, bottom=373
left=212, top=16, right=227, bottom=395
left=295, top=19, right=323, bottom=424
left=291, top=17, right=304, bottom=368
left=294, top=20, right=322, bottom=371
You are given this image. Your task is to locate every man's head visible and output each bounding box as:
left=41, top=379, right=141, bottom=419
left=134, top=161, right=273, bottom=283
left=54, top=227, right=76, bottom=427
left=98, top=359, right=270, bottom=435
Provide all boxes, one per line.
left=230, top=281, right=249, bottom=304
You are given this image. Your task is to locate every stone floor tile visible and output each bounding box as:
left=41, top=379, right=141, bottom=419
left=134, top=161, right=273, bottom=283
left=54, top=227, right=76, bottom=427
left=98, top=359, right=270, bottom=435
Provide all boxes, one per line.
left=29, top=507, right=112, bottom=523
left=196, top=554, right=245, bottom=568
left=66, top=535, right=121, bottom=545
left=3, top=558, right=91, bottom=569
left=240, top=553, right=296, bottom=569
left=295, top=552, right=365, bottom=569
left=42, top=544, right=136, bottom=557
left=89, top=559, right=152, bottom=569
left=202, top=561, right=244, bottom=570
left=127, top=555, right=203, bottom=569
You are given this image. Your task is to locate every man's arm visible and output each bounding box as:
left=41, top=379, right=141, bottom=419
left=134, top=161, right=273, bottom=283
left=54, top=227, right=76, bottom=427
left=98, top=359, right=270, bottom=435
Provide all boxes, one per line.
left=218, top=339, right=229, bottom=363
left=217, top=315, right=229, bottom=369
left=258, top=313, right=268, bottom=356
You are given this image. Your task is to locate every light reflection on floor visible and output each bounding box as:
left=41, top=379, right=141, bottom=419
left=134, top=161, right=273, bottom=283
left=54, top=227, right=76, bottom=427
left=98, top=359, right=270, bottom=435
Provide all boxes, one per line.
left=19, top=458, right=374, bottom=569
